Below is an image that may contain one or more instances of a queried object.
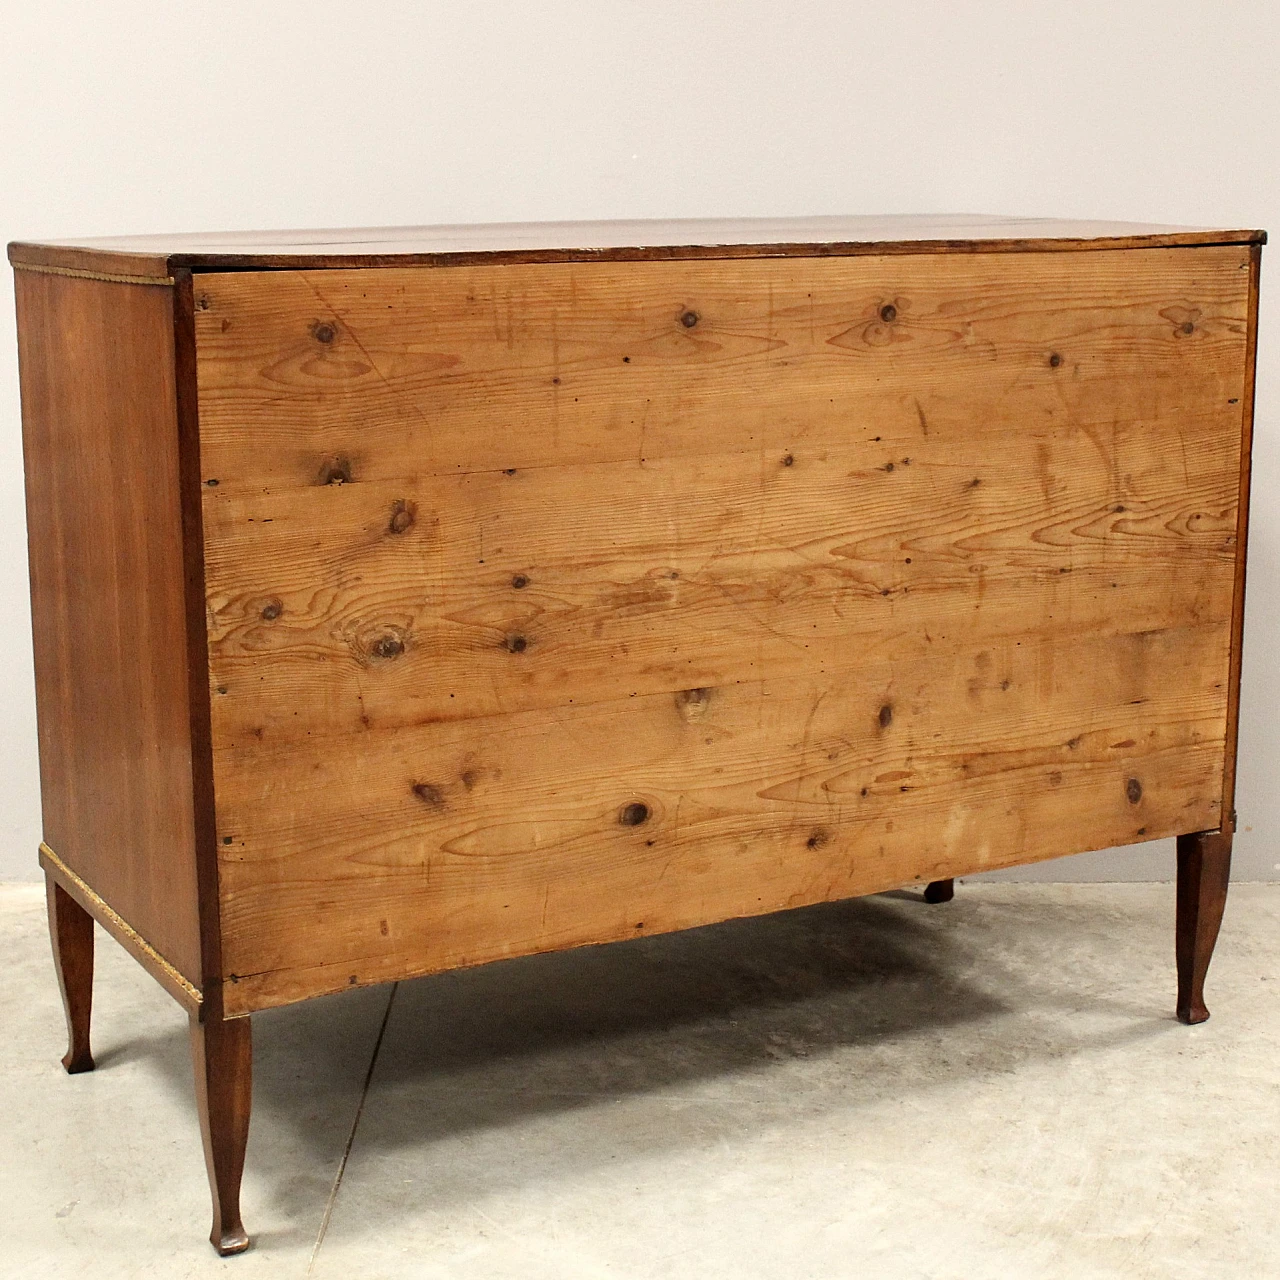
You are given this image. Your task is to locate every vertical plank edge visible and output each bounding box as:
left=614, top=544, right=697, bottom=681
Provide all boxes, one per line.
left=1220, top=241, right=1262, bottom=835
left=173, top=268, right=225, bottom=1005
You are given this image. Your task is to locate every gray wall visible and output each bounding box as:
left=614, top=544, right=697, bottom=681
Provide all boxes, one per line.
left=1, top=2, right=1275, bottom=880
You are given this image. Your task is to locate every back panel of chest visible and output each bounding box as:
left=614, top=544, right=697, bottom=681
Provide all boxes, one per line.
left=193, top=247, right=1250, bottom=1014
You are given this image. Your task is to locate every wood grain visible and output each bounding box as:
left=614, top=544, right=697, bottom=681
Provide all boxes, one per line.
left=16, top=270, right=203, bottom=987
left=191, top=245, right=1251, bottom=1014
left=216, top=619, right=1228, bottom=1013
left=193, top=248, right=1251, bottom=492
left=199, top=430, right=1239, bottom=745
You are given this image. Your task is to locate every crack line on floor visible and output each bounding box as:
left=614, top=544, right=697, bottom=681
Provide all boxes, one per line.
left=307, top=981, right=398, bottom=1274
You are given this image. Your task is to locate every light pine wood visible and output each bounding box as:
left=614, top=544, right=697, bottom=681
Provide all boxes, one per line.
left=199, top=432, right=1238, bottom=744
left=192, top=248, right=1250, bottom=492
left=190, top=246, right=1252, bottom=1015
left=215, top=622, right=1228, bottom=1012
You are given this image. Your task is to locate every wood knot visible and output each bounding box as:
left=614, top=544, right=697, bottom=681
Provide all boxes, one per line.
left=1180, top=320, right=1195, bottom=335
left=505, top=634, right=529, bottom=653
left=259, top=598, right=283, bottom=621
left=197, top=295, right=211, bottom=311
left=412, top=782, right=445, bottom=807
left=317, top=455, right=353, bottom=486
left=782, top=454, right=795, bottom=467
left=879, top=303, right=897, bottom=323
left=680, top=310, right=699, bottom=328
left=806, top=828, right=830, bottom=850
left=388, top=500, right=416, bottom=534
left=1126, top=777, right=1143, bottom=804
left=1048, top=352, right=1063, bottom=368
left=311, top=321, right=337, bottom=344
left=619, top=801, right=650, bottom=826
left=511, top=574, right=529, bottom=590
left=371, top=634, right=405, bottom=660
left=878, top=703, right=894, bottom=729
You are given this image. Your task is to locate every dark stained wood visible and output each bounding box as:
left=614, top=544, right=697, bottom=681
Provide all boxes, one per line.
left=15, top=269, right=204, bottom=987
left=923, top=879, right=955, bottom=905
left=171, top=269, right=227, bottom=994
left=8, top=214, right=1265, bottom=278
left=1176, top=830, right=1233, bottom=1024
left=45, top=874, right=95, bottom=1073
left=1220, top=243, right=1262, bottom=829
left=190, top=993, right=252, bottom=1255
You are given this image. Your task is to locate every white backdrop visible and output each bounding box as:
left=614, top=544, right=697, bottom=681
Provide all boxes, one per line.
left=1, top=1, right=1275, bottom=881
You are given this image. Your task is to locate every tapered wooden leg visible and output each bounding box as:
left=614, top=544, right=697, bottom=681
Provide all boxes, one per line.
left=924, top=878, right=955, bottom=904
left=45, top=874, right=95, bottom=1074
left=190, top=997, right=252, bottom=1255
left=1176, top=830, right=1232, bottom=1025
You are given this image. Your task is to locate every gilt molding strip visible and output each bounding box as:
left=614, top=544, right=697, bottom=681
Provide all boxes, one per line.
left=13, top=260, right=175, bottom=288
left=39, top=841, right=202, bottom=1006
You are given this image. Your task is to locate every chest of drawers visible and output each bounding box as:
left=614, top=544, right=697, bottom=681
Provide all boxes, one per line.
left=10, top=214, right=1262, bottom=1253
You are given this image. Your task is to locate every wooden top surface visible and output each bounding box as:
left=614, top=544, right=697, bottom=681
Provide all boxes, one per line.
left=7, top=214, right=1265, bottom=278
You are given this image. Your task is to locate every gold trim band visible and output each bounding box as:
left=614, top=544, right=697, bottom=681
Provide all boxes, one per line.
left=39, top=842, right=202, bottom=1006
left=13, top=261, right=175, bottom=288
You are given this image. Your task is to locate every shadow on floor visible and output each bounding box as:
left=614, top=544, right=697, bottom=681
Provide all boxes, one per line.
left=120, top=887, right=1179, bottom=1232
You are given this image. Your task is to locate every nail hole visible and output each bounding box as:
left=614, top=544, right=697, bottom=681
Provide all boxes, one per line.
left=317, top=455, right=353, bottom=486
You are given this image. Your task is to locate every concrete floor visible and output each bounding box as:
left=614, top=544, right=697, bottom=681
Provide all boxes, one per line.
left=2, top=881, right=1277, bottom=1279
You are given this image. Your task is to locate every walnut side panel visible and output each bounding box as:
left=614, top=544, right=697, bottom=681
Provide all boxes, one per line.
left=15, top=269, right=203, bottom=986
left=194, top=247, right=1251, bottom=1015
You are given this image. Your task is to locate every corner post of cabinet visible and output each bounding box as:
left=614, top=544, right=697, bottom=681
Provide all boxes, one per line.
left=171, top=266, right=255, bottom=1253
left=1219, top=241, right=1262, bottom=834
left=170, top=266, right=225, bottom=1000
